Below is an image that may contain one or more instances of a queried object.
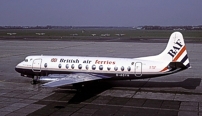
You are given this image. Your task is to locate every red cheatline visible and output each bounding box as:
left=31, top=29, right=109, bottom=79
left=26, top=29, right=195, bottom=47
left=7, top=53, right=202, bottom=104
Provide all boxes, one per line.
left=160, top=67, right=168, bottom=72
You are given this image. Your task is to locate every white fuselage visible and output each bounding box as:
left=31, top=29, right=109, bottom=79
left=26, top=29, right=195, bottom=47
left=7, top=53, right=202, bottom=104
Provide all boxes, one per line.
left=16, top=55, right=169, bottom=79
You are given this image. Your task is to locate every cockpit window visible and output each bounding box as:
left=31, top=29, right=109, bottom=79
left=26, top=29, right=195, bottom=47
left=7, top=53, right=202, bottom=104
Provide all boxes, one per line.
left=24, top=59, right=28, bottom=62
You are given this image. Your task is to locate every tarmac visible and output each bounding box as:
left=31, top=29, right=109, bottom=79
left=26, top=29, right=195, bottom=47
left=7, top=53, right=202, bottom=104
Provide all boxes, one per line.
left=0, top=39, right=202, bottom=116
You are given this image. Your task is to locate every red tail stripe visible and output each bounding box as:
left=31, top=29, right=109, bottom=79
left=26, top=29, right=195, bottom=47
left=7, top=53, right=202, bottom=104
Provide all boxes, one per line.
left=173, top=46, right=186, bottom=62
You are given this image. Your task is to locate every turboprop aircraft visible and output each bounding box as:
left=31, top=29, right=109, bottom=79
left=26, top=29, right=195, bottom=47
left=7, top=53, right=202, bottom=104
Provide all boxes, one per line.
left=15, top=32, right=190, bottom=88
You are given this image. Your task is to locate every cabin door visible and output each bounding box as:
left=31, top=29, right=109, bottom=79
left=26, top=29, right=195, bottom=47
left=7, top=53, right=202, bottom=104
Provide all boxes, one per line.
left=32, top=59, right=42, bottom=72
left=135, top=62, right=142, bottom=77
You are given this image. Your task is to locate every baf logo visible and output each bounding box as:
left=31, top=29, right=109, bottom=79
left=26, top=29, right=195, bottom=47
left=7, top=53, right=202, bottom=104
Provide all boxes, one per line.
left=51, top=58, right=57, bottom=62
left=167, top=39, right=183, bottom=57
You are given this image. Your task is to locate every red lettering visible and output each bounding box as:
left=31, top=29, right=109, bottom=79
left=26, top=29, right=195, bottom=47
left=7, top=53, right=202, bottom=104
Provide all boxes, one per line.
left=95, top=60, right=116, bottom=65
left=95, top=60, right=99, bottom=64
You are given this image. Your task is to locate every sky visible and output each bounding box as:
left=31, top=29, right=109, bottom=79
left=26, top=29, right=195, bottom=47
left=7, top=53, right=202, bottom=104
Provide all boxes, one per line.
left=0, top=0, right=202, bottom=26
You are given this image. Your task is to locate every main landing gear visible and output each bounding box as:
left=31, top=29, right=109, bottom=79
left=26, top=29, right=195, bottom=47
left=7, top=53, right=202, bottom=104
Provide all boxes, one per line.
left=31, top=76, right=40, bottom=85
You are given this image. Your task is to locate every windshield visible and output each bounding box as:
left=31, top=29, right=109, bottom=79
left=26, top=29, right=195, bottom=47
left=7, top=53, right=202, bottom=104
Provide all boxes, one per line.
left=24, top=59, right=28, bottom=62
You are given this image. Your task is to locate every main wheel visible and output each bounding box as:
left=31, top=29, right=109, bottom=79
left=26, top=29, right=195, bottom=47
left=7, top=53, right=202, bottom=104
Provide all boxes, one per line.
left=31, top=80, right=38, bottom=85
left=31, top=76, right=40, bottom=85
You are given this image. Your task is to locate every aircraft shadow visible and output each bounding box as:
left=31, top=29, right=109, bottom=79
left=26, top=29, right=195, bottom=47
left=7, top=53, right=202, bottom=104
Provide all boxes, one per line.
left=67, top=82, right=112, bottom=104
left=54, top=78, right=201, bottom=104
left=105, top=78, right=201, bottom=90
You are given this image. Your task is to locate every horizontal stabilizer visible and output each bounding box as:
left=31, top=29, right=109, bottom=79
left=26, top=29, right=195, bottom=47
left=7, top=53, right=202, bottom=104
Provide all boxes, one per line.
left=168, top=62, right=188, bottom=70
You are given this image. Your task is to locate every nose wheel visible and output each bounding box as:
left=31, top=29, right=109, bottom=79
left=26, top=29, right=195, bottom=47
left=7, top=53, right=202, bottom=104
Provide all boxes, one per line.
left=31, top=76, right=40, bottom=85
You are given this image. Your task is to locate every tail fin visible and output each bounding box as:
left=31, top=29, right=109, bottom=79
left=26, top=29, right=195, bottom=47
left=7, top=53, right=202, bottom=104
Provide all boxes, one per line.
left=158, top=32, right=191, bottom=68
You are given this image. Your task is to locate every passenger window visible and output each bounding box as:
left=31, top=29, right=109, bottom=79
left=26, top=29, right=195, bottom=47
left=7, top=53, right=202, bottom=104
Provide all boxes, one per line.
left=66, top=64, right=69, bottom=69
left=114, top=66, right=118, bottom=71
left=121, top=66, right=124, bottom=71
left=58, top=64, right=62, bottom=68
left=24, top=59, right=28, bottom=62
left=71, top=64, right=74, bottom=69
left=44, top=63, right=47, bottom=68
left=78, top=64, right=82, bottom=69
left=107, top=66, right=111, bottom=71
left=86, top=65, right=89, bottom=70
left=92, top=65, right=96, bottom=70
left=127, top=66, right=131, bottom=71
left=99, top=65, right=103, bottom=70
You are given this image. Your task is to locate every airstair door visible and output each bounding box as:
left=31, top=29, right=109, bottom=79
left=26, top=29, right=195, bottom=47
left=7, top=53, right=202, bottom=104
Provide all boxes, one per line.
left=32, top=59, right=42, bottom=72
left=135, top=62, right=142, bottom=77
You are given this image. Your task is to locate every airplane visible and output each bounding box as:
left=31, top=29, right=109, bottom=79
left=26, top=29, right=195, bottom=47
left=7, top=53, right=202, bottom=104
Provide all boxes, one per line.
left=15, top=32, right=191, bottom=89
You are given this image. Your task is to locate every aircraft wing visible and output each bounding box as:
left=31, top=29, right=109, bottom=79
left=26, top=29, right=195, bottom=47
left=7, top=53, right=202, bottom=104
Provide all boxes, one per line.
left=41, top=73, right=110, bottom=87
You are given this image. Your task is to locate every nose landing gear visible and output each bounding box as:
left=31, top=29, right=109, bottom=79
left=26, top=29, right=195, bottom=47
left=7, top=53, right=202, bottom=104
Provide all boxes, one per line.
left=31, top=76, right=40, bottom=85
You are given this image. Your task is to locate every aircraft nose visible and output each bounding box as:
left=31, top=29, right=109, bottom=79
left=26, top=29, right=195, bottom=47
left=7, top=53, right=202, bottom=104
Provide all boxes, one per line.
left=15, top=62, right=23, bottom=73
left=15, top=67, right=20, bottom=73
left=15, top=65, right=21, bottom=73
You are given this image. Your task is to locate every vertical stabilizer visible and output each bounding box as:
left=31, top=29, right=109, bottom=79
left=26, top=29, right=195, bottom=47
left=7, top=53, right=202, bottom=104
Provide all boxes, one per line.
left=159, top=32, right=190, bottom=68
